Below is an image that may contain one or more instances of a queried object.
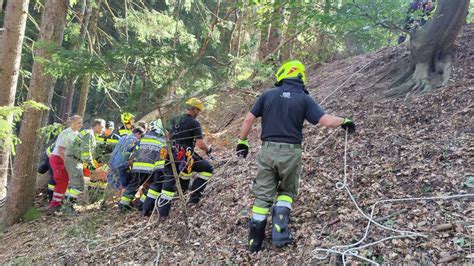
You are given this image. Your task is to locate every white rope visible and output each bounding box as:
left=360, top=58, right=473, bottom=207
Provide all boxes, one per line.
left=312, top=130, right=474, bottom=265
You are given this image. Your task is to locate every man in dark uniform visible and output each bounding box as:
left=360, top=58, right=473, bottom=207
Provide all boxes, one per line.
left=157, top=98, right=214, bottom=218
left=236, top=60, right=356, bottom=252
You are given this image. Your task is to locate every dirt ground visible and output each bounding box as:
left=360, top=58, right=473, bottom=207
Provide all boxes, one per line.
left=1, top=25, right=473, bottom=264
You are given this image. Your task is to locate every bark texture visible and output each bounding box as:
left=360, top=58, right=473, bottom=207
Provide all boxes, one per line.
left=5, top=0, right=68, bottom=226
left=0, top=0, right=30, bottom=222
left=386, top=0, right=470, bottom=96
left=58, top=0, right=91, bottom=122
left=76, top=0, right=102, bottom=117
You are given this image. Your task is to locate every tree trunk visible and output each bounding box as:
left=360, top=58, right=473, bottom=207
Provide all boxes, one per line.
left=59, top=0, right=91, bottom=121
left=258, top=8, right=270, bottom=61
left=386, top=0, right=470, bottom=96
left=4, top=0, right=68, bottom=226
left=280, top=8, right=297, bottom=61
left=0, top=0, right=30, bottom=222
left=266, top=3, right=284, bottom=62
left=76, top=0, right=102, bottom=117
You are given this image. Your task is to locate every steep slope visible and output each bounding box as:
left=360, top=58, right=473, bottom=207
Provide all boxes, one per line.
left=1, top=25, right=473, bottom=264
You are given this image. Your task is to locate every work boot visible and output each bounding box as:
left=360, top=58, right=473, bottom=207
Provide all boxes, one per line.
left=248, top=219, right=267, bottom=253
left=46, top=189, right=54, bottom=201
left=271, top=206, right=293, bottom=247
left=157, top=197, right=172, bottom=219
left=141, top=197, right=156, bottom=217
left=118, top=202, right=132, bottom=212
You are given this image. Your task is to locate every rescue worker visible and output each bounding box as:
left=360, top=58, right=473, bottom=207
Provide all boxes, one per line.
left=48, top=115, right=83, bottom=209
left=107, top=127, right=144, bottom=193
left=88, top=121, right=120, bottom=201
left=236, top=60, right=356, bottom=252
left=38, top=142, right=56, bottom=200
left=157, top=98, right=214, bottom=219
left=64, top=118, right=105, bottom=206
left=119, top=120, right=165, bottom=211
left=119, top=112, right=135, bottom=136
left=398, top=0, right=435, bottom=44
left=96, top=121, right=120, bottom=163
left=130, top=120, right=168, bottom=216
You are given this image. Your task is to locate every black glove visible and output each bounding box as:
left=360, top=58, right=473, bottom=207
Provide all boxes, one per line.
left=341, top=118, right=356, bottom=134
left=206, top=147, right=213, bottom=157
left=236, top=139, right=249, bottom=158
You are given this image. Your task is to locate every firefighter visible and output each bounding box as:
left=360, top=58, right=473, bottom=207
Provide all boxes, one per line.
left=119, top=120, right=166, bottom=211
left=131, top=120, right=169, bottom=216
left=119, top=112, right=135, bottom=137
left=87, top=121, right=120, bottom=201
left=107, top=127, right=144, bottom=193
left=38, top=142, right=56, bottom=200
left=157, top=98, right=214, bottom=219
left=96, top=121, right=120, bottom=162
left=236, top=60, right=356, bottom=252
left=63, top=118, right=105, bottom=207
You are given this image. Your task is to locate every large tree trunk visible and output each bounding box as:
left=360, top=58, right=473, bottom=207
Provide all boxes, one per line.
left=4, top=0, right=68, bottom=226
left=266, top=3, right=284, bottom=62
left=0, top=0, right=30, bottom=222
left=386, top=0, right=470, bottom=96
left=76, top=0, right=102, bottom=117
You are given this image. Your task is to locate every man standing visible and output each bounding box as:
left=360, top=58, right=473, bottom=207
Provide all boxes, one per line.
left=236, top=61, right=356, bottom=252
left=48, top=115, right=83, bottom=209
left=158, top=98, right=214, bottom=218
left=65, top=119, right=105, bottom=205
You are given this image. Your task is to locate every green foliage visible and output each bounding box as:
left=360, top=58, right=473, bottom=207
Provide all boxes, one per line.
left=38, top=123, right=64, bottom=144
left=0, top=101, right=49, bottom=155
left=22, top=207, right=41, bottom=222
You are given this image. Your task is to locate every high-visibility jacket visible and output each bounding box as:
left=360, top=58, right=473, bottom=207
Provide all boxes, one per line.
left=131, top=131, right=166, bottom=174
left=68, top=129, right=98, bottom=164
left=118, top=125, right=132, bottom=137
left=46, top=142, right=55, bottom=157
left=96, top=132, right=120, bottom=163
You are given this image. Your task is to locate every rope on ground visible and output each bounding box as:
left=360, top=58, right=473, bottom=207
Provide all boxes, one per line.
left=312, top=130, right=474, bottom=265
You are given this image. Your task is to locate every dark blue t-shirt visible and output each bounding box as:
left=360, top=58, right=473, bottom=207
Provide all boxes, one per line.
left=250, top=79, right=325, bottom=144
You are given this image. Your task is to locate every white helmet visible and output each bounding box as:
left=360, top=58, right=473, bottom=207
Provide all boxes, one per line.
left=149, top=119, right=164, bottom=135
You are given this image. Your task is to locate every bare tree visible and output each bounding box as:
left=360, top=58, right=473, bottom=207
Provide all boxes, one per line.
left=0, top=0, right=30, bottom=222
left=4, top=0, right=68, bottom=226
left=386, top=0, right=470, bottom=96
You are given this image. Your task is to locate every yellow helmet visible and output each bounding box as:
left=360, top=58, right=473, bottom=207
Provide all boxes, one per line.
left=275, top=60, right=306, bottom=84
left=120, top=112, right=135, bottom=124
left=185, top=98, right=204, bottom=111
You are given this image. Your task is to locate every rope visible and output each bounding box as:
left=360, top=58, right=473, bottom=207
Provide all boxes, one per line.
left=312, top=130, right=474, bottom=265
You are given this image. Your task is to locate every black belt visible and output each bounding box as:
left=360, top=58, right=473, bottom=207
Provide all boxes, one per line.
left=262, top=141, right=301, bottom=149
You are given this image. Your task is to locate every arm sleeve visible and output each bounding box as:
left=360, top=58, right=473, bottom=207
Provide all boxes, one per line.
left=305, top=97, right=325, bottom=125
left=80, top=133, right=94, bottom=163
left=250, top=92, right=265, bottom=118
left=193, top=120, right=203, bottom=139
left=56, top=132, right=66, bottom=148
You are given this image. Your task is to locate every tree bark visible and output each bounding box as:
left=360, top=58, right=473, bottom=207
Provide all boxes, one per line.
left=386, top=0, right=470, bottom=96
left=59, top=0, right=91, bottom=122
left=76, top=0, right=102, bottom=117
left=266, top=3, right=284, bottom=62
left=280, top=8, right=297, bottom=61
left=0, top=0, right=30, bottom=222
left=5, top=0, right=68, bottom=226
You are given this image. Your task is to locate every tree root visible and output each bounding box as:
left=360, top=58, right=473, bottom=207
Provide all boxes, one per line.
left=385, top=63, right=434, bottom=97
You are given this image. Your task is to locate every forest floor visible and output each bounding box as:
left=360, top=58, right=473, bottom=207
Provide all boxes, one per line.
left=1, top=25, right=473, bottom=264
